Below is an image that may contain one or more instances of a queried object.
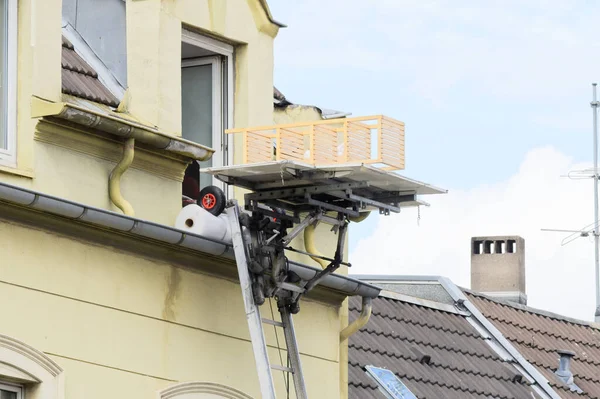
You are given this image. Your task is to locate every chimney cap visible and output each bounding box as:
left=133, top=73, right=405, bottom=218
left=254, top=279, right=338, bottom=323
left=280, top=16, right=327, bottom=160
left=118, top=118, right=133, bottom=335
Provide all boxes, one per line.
left=558, top=350, right=576, bottom=358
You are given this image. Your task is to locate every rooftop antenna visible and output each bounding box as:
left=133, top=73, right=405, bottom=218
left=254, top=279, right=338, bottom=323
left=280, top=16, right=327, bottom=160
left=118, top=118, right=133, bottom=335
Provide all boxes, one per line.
left=542, top=83, right=600, bottom=322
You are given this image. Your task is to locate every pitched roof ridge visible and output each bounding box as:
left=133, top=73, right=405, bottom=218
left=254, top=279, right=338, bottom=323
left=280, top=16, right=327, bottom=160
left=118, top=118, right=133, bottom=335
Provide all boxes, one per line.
left=487, top=314, right=600, bottom=349
left=467, top=290, right=600, bottom=330
left=370, top=309, right=479, bottom=337
left=355, top=328, right=500, bottom=360
left=350, top=344, right=526, bottom=383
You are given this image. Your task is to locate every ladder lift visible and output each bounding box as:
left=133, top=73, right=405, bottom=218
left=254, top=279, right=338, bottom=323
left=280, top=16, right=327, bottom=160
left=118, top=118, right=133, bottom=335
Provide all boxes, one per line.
left=199, top=161, right=444, bottom=399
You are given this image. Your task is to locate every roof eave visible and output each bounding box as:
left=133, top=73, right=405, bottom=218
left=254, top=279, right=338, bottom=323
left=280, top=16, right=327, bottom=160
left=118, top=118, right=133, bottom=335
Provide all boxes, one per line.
left=259, top=0, right=287, bottom=28
left=0, top=181, right=380, bottom=300
left=31, top=96, right=214, bottom=162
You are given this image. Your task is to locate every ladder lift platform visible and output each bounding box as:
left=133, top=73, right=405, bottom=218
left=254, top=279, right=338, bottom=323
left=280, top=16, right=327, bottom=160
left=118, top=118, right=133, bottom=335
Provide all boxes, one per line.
left=204, top=160, right=446, bottom=216
left=200, top=160, right=446, bottom=399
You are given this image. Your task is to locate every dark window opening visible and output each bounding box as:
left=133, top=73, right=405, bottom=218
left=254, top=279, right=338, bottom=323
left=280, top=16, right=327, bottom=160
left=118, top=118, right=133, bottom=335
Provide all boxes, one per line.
left=484, top=241, right=493, bottom=254
left=495, top=241, right=505, bottom=254
left=473, top=240, right=483, bottom=255
left=180, top=32, right=232, bottom=208
left=183, top=161, right=201, bottom=207
left=507, top=240, right=516, bottom=253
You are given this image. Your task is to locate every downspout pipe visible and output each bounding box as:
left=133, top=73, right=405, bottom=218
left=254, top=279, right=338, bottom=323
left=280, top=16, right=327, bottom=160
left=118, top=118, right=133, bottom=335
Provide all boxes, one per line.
left=340, top=296, right=373, bottom=342
left=304, top=212, right=371, bottom=269
left=348, top=211, right=370, bottom=223
left=304, top=223, right=328, bottom=269
left=109, top=138, right=135, bottom=216
left=339, top=296, right=373, bottom=399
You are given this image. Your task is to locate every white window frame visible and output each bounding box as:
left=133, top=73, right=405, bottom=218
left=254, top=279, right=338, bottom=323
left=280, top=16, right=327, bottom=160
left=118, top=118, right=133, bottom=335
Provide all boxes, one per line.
left=0, top=382, right=23, bottom=399
left=0, top=0, right=18, bottom=167
left=182, top=29, right=234, bottom=196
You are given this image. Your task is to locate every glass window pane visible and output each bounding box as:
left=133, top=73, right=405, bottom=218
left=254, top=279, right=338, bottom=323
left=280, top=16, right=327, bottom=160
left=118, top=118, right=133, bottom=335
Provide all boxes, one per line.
left=0, top=0, right=7, bottom=150
left=181, top=63, right=213, bottom=189
left=182, top=64, right=212, bottom=146
left=0, top=389, right=17, bottom=399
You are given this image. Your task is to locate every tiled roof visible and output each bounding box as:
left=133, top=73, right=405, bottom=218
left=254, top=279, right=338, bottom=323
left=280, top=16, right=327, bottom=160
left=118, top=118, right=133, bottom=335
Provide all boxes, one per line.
left=348, top=295, right=542, bottom=399
left=61, top=36, right=120, bottom=108
left=273, top=86, right=292, bottom=108
left=468, top=292, right=600, bottom=398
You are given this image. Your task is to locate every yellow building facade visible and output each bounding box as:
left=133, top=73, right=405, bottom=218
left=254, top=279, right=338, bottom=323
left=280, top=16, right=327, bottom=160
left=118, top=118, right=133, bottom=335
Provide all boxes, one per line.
left=0, top=1, right=382, bottom=398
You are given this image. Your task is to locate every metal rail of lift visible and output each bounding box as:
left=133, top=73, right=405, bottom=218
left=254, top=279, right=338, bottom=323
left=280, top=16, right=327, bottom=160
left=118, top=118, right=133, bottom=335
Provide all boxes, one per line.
left=203, top=161, right=445, bottom=398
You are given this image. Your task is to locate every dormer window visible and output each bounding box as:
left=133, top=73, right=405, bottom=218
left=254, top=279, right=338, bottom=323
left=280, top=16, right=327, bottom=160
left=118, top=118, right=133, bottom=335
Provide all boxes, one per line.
left=181, top=29, right=233, bottom=205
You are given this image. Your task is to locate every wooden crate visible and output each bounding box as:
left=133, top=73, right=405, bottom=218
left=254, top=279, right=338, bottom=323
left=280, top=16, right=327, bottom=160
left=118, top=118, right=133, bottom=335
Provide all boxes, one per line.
left=225, top=115, right=405, bottom=170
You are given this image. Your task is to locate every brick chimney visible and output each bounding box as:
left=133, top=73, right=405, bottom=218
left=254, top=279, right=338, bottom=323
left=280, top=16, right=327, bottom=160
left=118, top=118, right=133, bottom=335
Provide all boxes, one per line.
left=471, top=236, right=527, bottom=305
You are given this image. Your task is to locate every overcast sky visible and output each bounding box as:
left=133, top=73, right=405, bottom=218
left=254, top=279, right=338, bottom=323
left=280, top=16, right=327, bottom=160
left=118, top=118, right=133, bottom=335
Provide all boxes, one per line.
left=268, top=1, right=600, bottom=321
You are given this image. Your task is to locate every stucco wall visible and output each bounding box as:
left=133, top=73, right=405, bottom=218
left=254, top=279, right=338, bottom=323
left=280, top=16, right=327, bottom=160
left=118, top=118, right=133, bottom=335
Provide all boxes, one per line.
left=0, top=0, right=277, bottom=227
left=273, top=105, right=323, bottom=125
left=0, top=216, right=341, bottom=399
left=0, top=1, right=345, bottom=398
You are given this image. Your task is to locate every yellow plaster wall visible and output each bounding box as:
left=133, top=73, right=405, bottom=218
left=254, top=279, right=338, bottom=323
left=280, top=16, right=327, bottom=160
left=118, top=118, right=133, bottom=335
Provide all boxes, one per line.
left=273, top=105, right=323, bottom=125
left=1, top=0, right=277, bottom=226
left=0, top=218, right=341, bottom=399
left=0, top=1, right=348, bottom=397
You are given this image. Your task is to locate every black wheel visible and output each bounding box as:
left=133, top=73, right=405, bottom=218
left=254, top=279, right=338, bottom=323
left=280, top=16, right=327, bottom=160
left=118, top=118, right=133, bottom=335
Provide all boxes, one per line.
left=198, top=185, right=226, bottom=216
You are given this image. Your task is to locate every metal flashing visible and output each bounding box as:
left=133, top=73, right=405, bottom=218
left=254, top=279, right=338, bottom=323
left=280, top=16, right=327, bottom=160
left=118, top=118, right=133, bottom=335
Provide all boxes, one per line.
left=351, top=274, right=446, bottom=282
left=377, top=289, right=467, bottom=316
left=319, top=108, right=352, bottom=120
left=258, top=0, right=286, bottom=28
left=352, top=274, right=561, bottom=398
left=437, top=276, right=561, bottom=399
left=477, top=290, right=528, bottom=305
left=0, top=181, right=380, bottom=299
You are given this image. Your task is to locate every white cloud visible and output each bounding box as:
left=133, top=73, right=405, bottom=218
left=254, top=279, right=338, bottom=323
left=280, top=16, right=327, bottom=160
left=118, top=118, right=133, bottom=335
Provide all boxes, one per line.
left=350, top=146, right=599, bottom=321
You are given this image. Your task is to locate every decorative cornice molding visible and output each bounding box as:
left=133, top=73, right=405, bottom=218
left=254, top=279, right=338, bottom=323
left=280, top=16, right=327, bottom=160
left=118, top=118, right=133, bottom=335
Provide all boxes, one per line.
left=160, top=382, right=254, bottom=399
left=0, top=334, right=63, bottom=377
left=35, top=120, right=188, bottom=182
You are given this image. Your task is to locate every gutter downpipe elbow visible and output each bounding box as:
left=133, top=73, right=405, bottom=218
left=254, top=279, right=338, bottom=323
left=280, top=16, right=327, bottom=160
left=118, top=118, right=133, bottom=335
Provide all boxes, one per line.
left=109, top=137, right=135, bottom=217
left=348, top=211, right=370, bottom=223
left=340, top=296, right=373, bottom=342
left=339, top=296, right=372, bottom=399
left=304, top=223, right=329, bottom=269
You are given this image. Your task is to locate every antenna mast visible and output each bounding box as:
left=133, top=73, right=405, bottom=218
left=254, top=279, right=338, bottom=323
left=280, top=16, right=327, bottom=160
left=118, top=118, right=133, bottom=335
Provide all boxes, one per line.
left=543, top=84, right=600, bottom=322
left=592, top=83, right=600, bottom=322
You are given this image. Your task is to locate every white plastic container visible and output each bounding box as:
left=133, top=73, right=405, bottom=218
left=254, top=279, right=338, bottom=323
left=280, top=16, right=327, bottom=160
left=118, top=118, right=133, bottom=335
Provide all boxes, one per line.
left=175, top=204, right=232, bottom=255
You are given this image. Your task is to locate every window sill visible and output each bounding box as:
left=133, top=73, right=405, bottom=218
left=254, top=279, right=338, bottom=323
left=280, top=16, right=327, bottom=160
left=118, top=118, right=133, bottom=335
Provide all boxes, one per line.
left=0, top=164, right=34, bottom=179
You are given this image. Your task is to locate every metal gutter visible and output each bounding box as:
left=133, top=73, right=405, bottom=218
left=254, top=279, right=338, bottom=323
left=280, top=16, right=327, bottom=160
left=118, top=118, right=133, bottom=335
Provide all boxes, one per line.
left=258, top=0, right=287, bottom=27
left=31, top=97, right=214, bottom=161
left=437, top=276, right=561, bottom=399
left=0, top=181, right=380, bottom=299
